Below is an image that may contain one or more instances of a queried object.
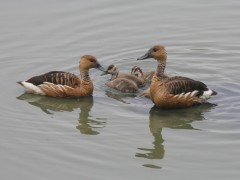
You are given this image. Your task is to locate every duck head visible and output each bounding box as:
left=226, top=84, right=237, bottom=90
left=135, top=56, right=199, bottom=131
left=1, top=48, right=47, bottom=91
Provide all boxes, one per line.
left=131, top=66, right=144, bottom=78
left=137, top=45, right=167, bottom=63
left=80, top=55, right=105, bottom=72
left=101, top=64, right=119, bottom=76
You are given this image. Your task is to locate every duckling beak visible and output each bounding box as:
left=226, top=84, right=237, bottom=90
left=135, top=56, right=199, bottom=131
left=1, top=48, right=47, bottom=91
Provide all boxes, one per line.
left=137, top=51, right=152, bottom=60
left=96, top=64, right=105, bottom=71
left=100, top=71, right=108, bottom=76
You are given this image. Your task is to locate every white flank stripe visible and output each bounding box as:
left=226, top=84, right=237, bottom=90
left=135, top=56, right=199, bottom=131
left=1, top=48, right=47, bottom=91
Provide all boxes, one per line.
left=191, top=90, right=199, bottom=97
left=21, top=82, right=45, bottom=95
left=200, top=89, right=213, bottom=100
left=184, top=92, right=191, bottom=97
left=175, top=93, right=183, bottom=99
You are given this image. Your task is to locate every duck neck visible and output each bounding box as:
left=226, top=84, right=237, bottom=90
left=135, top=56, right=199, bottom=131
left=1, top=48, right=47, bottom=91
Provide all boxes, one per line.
left=155, top=61, right=166, bottom=77
left=135, top=69, right=144, bottom=79
left=81, top=70, right=90, bottom=82
left=111, top=70, right=119, bottom=80
left=138, top=71, right=144, bottom=79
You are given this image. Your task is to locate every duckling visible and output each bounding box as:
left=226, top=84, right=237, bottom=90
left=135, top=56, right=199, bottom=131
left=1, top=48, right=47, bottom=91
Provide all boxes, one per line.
left=131, top=66, right=155, bottom=83
left=130, top=66, right=150, bottom=98
left=131, top=66, right=144, bottom=80
left=102, top=64, right=144, bottom=87
left=17, top=55, right=105, bottom=97
left=137, top=45, right=217, bottom=109
left=101, top=64, right=139, bottom=93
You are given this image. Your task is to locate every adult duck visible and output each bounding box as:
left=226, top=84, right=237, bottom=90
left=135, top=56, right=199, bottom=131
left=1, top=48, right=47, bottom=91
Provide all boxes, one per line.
left=137, top=45, right=217, bottom=109
left=18, top=55, right=105, bottom=97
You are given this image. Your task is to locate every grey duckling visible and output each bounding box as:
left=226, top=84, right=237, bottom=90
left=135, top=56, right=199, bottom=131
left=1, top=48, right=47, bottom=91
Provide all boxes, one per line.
left=101, top=64, right=140, bottom=93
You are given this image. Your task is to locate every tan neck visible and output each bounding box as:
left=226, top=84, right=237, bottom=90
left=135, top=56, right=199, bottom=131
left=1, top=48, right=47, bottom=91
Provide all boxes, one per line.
left=81, top=70, right=90, bottom=81
left=155, top=61, right=166, bottom=77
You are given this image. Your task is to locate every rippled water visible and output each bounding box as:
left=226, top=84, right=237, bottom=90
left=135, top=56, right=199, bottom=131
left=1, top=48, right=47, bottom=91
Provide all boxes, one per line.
left=1, top=0, right=240, bottom=179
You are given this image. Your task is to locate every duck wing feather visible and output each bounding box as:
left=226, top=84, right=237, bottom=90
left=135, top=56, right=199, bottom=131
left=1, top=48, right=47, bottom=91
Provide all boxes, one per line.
left=165, top=76, right=208, bottom=96
left=26, top=71, right=80, bottom=88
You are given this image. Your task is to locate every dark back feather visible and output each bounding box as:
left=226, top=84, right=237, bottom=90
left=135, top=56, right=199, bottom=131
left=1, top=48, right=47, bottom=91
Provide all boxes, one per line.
left=165, top=76, right=208, bottom=96
left=27, top=71, right=80, bottom=88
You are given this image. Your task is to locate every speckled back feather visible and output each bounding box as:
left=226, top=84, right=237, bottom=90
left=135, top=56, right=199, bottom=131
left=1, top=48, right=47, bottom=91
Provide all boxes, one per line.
left=164, top=77, right=208, bottom=96
left=27, top=71, right=80, bottom=88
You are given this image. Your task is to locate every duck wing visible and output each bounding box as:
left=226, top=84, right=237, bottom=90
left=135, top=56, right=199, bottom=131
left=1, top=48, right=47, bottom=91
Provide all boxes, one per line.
left=165, top=76, right=208, bottom=96
left=26, top=71, right=80, bottom=88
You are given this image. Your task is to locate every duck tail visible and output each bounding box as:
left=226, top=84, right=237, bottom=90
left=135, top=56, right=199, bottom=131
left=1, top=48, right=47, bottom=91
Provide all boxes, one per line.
left=17, top=81, right=23, bottom=86
left=212, top=90, right=217, bottom=96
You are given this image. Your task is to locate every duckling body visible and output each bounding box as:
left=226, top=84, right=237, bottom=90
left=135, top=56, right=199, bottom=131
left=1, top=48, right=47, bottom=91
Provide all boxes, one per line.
left=18, top=55, right=105, bottom=97
left=137, top=45, right=217, bottom=109
left=101, top=64, right=139, bottom=93
left=117, top=73, right=144, bottom=87
left=106, top=78, right=139, bottom=93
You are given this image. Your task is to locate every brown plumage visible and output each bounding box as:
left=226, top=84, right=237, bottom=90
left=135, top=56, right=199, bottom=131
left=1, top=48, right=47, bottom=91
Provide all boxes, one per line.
left=137, top=45, right=217, bottom=109
left=26, top=71, right=80, bottom=87
left=101, top=64, right=140, bottom=93
left=17, top=55, right=105, bottom=97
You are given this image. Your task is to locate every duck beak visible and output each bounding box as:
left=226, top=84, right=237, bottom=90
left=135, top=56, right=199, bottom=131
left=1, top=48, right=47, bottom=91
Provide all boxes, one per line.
left=96, top=64, right=105, bottom=71
left=137, top=51, right=152, bottom=60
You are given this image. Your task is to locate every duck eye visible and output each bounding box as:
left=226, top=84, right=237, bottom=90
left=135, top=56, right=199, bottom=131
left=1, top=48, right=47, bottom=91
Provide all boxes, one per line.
left=153, top=48, right=158, bottom=52
left=90, top=59, right=94, bottom=62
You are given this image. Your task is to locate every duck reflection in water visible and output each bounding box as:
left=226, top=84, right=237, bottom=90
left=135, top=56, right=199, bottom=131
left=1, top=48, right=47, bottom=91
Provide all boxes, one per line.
left=136, top=103, right=217, bottom=168
left=17, top=93, right=106, bottom=135
left=105, top=90, right=138, bottom=104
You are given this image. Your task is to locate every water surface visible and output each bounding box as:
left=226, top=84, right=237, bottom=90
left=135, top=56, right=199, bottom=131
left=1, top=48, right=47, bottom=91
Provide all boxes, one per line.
left=0, top=0, right=240, bottom=179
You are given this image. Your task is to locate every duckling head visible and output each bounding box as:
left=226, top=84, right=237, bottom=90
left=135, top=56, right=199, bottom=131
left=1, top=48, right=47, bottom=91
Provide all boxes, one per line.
left=137, top=45, right=167, bottom=63
left=131, top=66, right=144, bottom=78
left=101, top=64, right=119, bottom=76
left=80, top=55, right=105, bottom=72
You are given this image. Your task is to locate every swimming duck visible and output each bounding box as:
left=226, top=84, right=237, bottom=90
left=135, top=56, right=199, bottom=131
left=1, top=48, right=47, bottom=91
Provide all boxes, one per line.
left=131, top=66, right=155, bottom=83
left=137, top=45, right=217, bottom=109
left=101, top=64, right=139, bottom=93
left=17, top=55, right=105, bottom=97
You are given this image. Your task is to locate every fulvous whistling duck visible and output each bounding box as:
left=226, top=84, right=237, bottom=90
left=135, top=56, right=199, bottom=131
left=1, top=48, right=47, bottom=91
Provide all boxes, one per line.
left=17, top=55, right=105, bottom=97
left=101, top=64, right=140, bottom=93
left=137, top=45, right=217, bottom=109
